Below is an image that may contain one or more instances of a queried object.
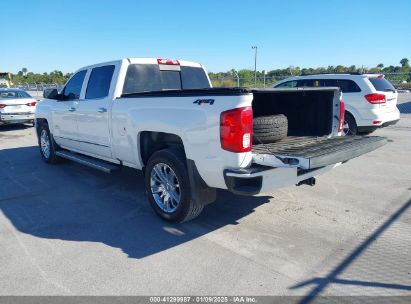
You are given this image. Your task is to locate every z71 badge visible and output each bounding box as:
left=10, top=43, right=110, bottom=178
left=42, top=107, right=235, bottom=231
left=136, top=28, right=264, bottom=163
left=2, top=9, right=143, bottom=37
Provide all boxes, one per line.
left=193, top=99, right=215, bottom=105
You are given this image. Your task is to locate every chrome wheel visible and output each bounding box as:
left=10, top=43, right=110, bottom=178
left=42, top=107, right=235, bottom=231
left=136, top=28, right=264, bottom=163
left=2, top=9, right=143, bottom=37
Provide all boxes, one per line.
left=40, top=129, right=51, bottom=159
left=150, top=163, right=181, bottom=213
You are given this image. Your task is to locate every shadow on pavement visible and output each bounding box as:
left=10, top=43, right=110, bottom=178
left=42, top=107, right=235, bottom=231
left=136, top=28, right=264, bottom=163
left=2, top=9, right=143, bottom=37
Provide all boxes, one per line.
left=0, top=124, right=33, bottom=132
left=289, top=198, right=411, bottom=303
left=0, top=146, right=270, bottom=259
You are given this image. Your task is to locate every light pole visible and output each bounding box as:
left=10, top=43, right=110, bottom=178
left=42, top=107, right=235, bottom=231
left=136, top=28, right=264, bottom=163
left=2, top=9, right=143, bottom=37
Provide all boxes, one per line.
left=263, top=70, right=267, bottom=88
left=252, top=46, right=257, bottom=86
left=232, top=70, right=240, bottom=87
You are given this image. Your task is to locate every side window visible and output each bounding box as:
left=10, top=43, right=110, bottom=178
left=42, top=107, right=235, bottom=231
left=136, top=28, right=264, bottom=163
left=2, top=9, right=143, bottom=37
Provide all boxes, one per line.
left=334, top=80, right=361, bottom=93
left=297, top=79, right=333, bottom=88
left=319, top=79, right=361, bottom=93
left=275, top=81, right=297, bottom=88
left=85, top=65, right=115, bottom=99
left=297, top=79, right=315, bottom=87
left=322, top=79, right=336, bottom=87
left=62, top=70, right=87, bottom=100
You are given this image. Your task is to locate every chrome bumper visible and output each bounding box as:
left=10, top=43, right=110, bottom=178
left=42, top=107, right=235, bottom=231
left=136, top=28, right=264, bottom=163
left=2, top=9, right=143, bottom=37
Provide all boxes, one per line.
left=0, top=113, right=35, bottom=123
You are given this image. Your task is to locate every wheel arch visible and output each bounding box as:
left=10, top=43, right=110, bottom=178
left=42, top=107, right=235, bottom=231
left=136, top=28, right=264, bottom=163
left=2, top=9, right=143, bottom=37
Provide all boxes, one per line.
left=35, top=118, right=49, bottom=138
left=138, top=131, right=216, bottom=206
left=138, top=131, right=186, bottom=167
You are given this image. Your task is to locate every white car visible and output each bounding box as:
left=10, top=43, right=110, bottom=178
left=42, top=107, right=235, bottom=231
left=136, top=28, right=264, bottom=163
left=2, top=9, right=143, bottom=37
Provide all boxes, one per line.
left=273, top=73, right=400, bottom=135
left=35, top=58, right=386, bottom=222
left=0, top=89, right=37, bottom=125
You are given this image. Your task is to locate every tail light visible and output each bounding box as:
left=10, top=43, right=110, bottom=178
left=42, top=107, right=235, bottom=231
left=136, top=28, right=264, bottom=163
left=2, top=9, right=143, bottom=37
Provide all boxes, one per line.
left=365, top=93, right=386, bottom=104
left=338, top=99, right=345, bottom=133
left=27, top=102, right=37, bottom=106
left=0, top=104, right=6, bottom=109
left=220, top=106, right=253, bottom=152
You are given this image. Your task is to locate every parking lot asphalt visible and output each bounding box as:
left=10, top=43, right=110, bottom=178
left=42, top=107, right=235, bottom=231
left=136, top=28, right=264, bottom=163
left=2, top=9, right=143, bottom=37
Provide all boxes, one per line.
left=0, top=95, right=410, bottom=297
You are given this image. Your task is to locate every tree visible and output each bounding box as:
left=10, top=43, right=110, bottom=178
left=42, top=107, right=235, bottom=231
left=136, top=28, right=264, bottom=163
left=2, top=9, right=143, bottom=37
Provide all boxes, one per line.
left=400, top=58, right=409, bottom=68
left=377, top=63, right=384, bottom=69
left=22, top=68, right=28, bottom=76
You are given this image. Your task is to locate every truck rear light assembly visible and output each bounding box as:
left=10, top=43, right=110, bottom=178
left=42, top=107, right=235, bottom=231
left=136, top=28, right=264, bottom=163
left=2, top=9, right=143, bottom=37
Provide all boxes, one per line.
left=373, top=120, right=382, bottom=125
left=0, top=104, right=6, bottom=109
left=338, top=99, right=345, bottom=133
left=27, top=102, right=37, bottom=106
left=157, top=58, right=180, bottom=65
left=220, top=106, right=253, bottom=153
left=365, top=93, right=386, bottom=104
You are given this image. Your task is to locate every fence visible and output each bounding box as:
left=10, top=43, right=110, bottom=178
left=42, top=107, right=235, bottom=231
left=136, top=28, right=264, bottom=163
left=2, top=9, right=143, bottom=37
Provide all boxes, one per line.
left=209, top=72, right=411, bottom=88
left=10, top=83, right=64, bottom=99
left=9, top=73, right=411, bottom=95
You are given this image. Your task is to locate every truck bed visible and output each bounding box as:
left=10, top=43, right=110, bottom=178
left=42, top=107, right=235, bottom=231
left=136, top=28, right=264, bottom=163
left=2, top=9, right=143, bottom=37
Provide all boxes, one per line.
left=252, top=136, right=387, bottom=169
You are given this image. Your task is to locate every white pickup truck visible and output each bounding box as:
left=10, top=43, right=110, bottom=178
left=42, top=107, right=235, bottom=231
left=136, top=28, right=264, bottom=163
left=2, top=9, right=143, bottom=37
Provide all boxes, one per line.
left=36, top=58, right=386, bottom=222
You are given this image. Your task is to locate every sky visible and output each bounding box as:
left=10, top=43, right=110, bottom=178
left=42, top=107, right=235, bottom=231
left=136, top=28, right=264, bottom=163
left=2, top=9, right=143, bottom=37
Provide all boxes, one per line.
left=1, top=0, right=410, bottom=74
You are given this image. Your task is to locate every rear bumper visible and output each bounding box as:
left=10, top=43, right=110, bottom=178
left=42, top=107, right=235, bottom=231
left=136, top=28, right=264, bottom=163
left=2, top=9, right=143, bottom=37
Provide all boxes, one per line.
left=357, top=119, right=400, bottom=133
left=357, top=107, right=400, bottom=127
left=225, top=135, right=387, bottom=196
left=224, top=165, right=338, bottom=195
left=0, top=113, right=35, bottom=124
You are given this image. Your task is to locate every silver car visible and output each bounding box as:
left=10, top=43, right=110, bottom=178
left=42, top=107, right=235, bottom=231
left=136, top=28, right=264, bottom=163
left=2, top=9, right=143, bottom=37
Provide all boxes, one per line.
left=0, top=89, right=37, bottom=126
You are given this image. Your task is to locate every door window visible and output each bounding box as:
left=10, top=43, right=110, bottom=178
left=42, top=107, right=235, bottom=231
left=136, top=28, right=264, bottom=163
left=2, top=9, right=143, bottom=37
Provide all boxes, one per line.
left=61, top=70, right=87, bottom=100
left=85, top=65, right=115, bottom=99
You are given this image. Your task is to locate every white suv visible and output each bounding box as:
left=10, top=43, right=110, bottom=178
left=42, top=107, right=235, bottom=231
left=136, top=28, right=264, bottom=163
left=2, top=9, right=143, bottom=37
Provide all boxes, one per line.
left=273, top=73, right=400, bottom=135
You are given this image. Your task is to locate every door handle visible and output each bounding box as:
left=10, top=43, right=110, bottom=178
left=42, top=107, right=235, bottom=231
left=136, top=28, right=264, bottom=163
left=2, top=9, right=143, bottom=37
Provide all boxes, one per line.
left=68, top=107, right=76, bottom=112
left=97, top=107, right=107, bottom=113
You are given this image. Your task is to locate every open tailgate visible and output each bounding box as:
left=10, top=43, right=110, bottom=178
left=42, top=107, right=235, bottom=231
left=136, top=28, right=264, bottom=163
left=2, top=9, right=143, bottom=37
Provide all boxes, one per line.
left=252, top=136, right=387, bottom=169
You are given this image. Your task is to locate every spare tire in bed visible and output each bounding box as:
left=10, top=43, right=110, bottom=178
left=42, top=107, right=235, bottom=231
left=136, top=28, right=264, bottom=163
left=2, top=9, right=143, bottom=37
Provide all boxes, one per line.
left=253, top=114, right=288, bottom=144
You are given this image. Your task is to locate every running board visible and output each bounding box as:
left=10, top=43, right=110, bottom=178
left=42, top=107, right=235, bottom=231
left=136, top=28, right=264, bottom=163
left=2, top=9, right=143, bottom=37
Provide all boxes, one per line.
left=55, top=151, right=120, bottom=173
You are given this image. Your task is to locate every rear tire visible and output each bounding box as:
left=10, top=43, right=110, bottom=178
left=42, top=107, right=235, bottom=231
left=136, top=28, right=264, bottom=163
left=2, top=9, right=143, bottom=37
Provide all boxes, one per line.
left=144, top=149, right=204, bottom=223
left=38, top=123, right=61, bottom=164
left=343, top=113, right=357, bottom=136
left=253, top=114, right=288, bottom=144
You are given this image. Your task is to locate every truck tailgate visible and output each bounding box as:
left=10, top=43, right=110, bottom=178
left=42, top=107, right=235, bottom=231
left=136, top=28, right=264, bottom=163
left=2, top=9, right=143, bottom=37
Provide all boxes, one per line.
left=252, top=136, right=387, bottom=169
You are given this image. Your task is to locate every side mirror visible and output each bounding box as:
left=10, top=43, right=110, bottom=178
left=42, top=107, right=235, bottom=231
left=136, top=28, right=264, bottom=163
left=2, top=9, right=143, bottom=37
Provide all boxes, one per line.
left=43, top=88, right=58, bottom=99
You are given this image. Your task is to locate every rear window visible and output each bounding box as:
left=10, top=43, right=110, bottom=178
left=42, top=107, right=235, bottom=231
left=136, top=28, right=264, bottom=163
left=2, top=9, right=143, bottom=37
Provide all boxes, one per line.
left=180, top=66, right=210, bottom=89
left=368, top=77, right=396, bottom=92
left=122, top=64, right=210, bottom=94
left=0, top=90, right=32, bottom=99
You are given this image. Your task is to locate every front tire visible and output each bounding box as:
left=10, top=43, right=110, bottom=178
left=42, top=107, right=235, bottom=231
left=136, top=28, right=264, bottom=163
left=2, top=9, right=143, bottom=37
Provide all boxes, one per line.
left=144, top=149, right=204, bottom=223
left=38, top=123, right=61, bottom=164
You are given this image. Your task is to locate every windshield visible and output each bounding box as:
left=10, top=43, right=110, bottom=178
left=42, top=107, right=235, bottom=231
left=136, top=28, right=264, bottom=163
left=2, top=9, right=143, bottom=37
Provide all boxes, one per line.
left=368, top=77, right=396, bottom=92
left=0, top=90, right=32, bottom=99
